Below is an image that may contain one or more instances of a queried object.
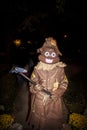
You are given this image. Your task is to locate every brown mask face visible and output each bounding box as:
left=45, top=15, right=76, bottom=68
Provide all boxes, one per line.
left=38, top=47, right=60, bottom=64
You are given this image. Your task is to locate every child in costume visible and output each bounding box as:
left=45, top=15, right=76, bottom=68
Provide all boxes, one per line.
left=27, top=37, right=68, bottom=130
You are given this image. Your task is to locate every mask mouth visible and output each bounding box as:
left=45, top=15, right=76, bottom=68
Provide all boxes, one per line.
left=45, top=58, right=53, bottom=63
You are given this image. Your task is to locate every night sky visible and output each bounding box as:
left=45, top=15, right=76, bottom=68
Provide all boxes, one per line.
left=0, top=1, right=87, bottom=36
left=0, top=0, right=87, bottom=59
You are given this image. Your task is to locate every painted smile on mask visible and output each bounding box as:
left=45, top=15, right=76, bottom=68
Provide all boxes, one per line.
left=45, top=58, right=53, bottom=63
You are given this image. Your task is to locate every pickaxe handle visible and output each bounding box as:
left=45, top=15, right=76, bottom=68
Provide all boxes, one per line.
left=19, top=72, right=36, bottom=85
left=18, top=72, right=52, bottom=97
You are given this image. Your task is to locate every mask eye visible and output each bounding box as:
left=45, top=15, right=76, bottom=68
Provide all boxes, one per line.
left=44, top=52, right=50, bottom=57
left=51, top=52, right=57, bottom=57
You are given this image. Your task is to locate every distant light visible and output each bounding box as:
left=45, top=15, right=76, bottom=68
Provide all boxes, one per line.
left=13, top=39, right=21, bottom=46
left=64, top=34, right=68, bottom=38
left=27, top=41, right=32, bottom=44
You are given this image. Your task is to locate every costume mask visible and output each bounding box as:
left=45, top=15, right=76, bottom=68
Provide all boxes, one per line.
left=37, top=37, right=62, bottom=64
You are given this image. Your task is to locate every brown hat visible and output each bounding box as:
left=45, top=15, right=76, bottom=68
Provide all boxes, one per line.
left=37, top=37, right=62, bottom=56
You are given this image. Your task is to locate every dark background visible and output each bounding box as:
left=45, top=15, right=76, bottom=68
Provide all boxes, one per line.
left=0, top=0, right=87, bottom=65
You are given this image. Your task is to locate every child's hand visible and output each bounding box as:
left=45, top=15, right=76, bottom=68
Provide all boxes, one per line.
left=34, top=84, right=43, bottom=91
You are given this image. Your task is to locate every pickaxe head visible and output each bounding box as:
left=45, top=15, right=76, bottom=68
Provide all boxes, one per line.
left=9, top=66, right=28, bottom=74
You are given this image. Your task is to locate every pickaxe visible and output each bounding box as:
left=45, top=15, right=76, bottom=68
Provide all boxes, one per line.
left=9, top=66, right=52, bottom=97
